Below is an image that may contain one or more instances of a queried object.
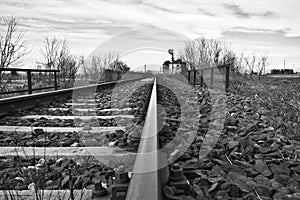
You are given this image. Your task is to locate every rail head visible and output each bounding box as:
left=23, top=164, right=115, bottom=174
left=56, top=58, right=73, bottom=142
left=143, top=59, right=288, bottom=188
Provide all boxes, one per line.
left=125, top=77, right=168, bottom=200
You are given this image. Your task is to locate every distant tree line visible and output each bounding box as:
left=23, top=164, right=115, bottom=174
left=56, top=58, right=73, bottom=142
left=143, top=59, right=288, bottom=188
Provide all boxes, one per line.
left=179, top=37, right=269, bottom=79
left=179, top=37, right=235, bottom=69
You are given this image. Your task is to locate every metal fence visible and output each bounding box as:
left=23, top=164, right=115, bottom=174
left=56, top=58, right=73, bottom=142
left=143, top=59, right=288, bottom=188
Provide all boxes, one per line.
left=186, top=63, right=231, bottom=91
left=0, top=68, right=59, bottom=95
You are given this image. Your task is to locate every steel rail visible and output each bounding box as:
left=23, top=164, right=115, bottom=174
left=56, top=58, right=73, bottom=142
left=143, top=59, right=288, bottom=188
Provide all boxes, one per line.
left=126, top=77, right=168, bottom=200
left=0, top=86, right=58, bottom=95
left=0, top=68, right=60, bottom=72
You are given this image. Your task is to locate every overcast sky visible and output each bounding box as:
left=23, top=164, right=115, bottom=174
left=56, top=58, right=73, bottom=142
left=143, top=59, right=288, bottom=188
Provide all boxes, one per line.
left=1, top=0, right=299, bottom=72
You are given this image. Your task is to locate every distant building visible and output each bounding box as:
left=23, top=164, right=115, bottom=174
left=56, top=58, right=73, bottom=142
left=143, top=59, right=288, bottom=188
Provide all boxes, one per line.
left=109, top=61, right=130, bottom=73
left=271, top=69, right=294, bottom=74
left=162, top=60, right=171, bottom=74
left=162, top=59, right=188, bottom=74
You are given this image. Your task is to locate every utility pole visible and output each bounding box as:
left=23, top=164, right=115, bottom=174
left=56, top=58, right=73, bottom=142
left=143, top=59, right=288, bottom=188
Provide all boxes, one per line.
left=168, top=49, right=174, bottom=74
left=144, top=65, right=146, bottom=73
left=172, top=54, right=174, bottom=74
left=284, top=59, right=286, bottom=70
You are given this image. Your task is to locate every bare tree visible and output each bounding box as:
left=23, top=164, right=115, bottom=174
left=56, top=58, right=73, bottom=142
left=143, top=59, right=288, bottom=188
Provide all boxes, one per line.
left=243, top=52, right=269, bottom=79
left=58, top=55, right=79, bottom=88
left=82, top=52, right=119, bottom=82
left=57, top=41, right=80, bottom=88
left=256, top=54, right=268, bottom=79
left=82, top=56, right=104, bottom=82
left=0, top=17, right=27, bottom=69
left=0, top=16, right=28, bottom=91
left=179, top=37, right=235, bottom=69
left=179, top=40, right=198, bottom=69
left=233, top=52, right=245, bottom=74
left=40, top=37, right=80, bottom=88
left=244, top=52, right=257, bottom=79
left=261, top=54, right=268, bottom=76
left=40, top=37, right=62, bottom=70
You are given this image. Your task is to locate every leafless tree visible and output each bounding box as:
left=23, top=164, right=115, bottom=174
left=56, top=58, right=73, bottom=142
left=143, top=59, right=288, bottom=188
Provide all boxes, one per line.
left=244, top=52, right=269, bottom=79
left=82, top=52, right=119, bottom=82
left=256, top=54, right=268, bottom=79
left=233, top=52, right=245, bottom=74
left=244, top=52, right=257, bottom=79
left=179, top=37, right=235, bottom=69
left=40, top=37, right=62, bottom=70
left=261, top=54, right=268, bottom=76
left=57, top=41, right=80, bottom=88
left=40, top=37, right=80, bottom=88
left=0, top=16, right=28, bottom=69
left=0, top=16, right=28, bottom=91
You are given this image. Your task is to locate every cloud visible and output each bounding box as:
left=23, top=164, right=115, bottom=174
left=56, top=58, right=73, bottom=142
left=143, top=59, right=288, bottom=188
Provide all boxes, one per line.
left=142, top=2, right=181, bottom=14
left=222, top=27, right=300, bottom=50
left=0, top=0, right=35, bottom=8
left=16, top=16, right=131, bottom=38
left=197, top=8, right=215, bottom=17
left=223, top=3, right=250, bottom=18
left=227, top=27, right=292, bottom=35
left=223, top=3, right=277, bottom=19
left=262, top=11, right=276, bottom=18
left=90, top=26, right=188, bottom=57
left=100, top=0, right=181, bottom=14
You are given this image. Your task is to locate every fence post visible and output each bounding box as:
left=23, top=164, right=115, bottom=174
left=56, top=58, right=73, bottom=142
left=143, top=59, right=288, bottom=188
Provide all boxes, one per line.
left=225, top=64, right=230, bottom=92
left=27, top=70, right=32, bottom=94
left=200, top=70, right=203, bottom=87
left=210, top=68, right=214, bottom=87
left=188, top=71, right=191, bottom=85
left=118, top=71, right=121, bottom=80
left=54, top=71, right=58, bottom=90
left=193, top=70, right=196, bottom=86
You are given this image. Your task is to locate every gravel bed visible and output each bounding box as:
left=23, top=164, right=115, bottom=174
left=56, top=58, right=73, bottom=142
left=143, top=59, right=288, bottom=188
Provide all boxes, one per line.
left=0, top=156, right=115, bottom=190
left=159, top=76, right=300, bottom=200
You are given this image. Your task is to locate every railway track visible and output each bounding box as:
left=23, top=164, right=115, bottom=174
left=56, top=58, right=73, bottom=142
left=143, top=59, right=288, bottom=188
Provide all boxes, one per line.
left=0, top=75, right=207, bottom=200
left=0, top=77, right=153, bottom=199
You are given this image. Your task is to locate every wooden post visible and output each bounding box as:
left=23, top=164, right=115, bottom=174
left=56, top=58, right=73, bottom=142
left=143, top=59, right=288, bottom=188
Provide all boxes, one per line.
left=225, top=64, right=230, bottom=92
left=193, top=70, right=196, bottom=86
left=188, top=71, right=191, bottom=85
left=210, top=68, right=214, bottom=87
left=27, top=70, right=32, bottom=94
left=54, top=71, right=58, bottom=90
left=200, top=70, right=203, bottom=87
left=118, top=71, right=121, bottom=80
